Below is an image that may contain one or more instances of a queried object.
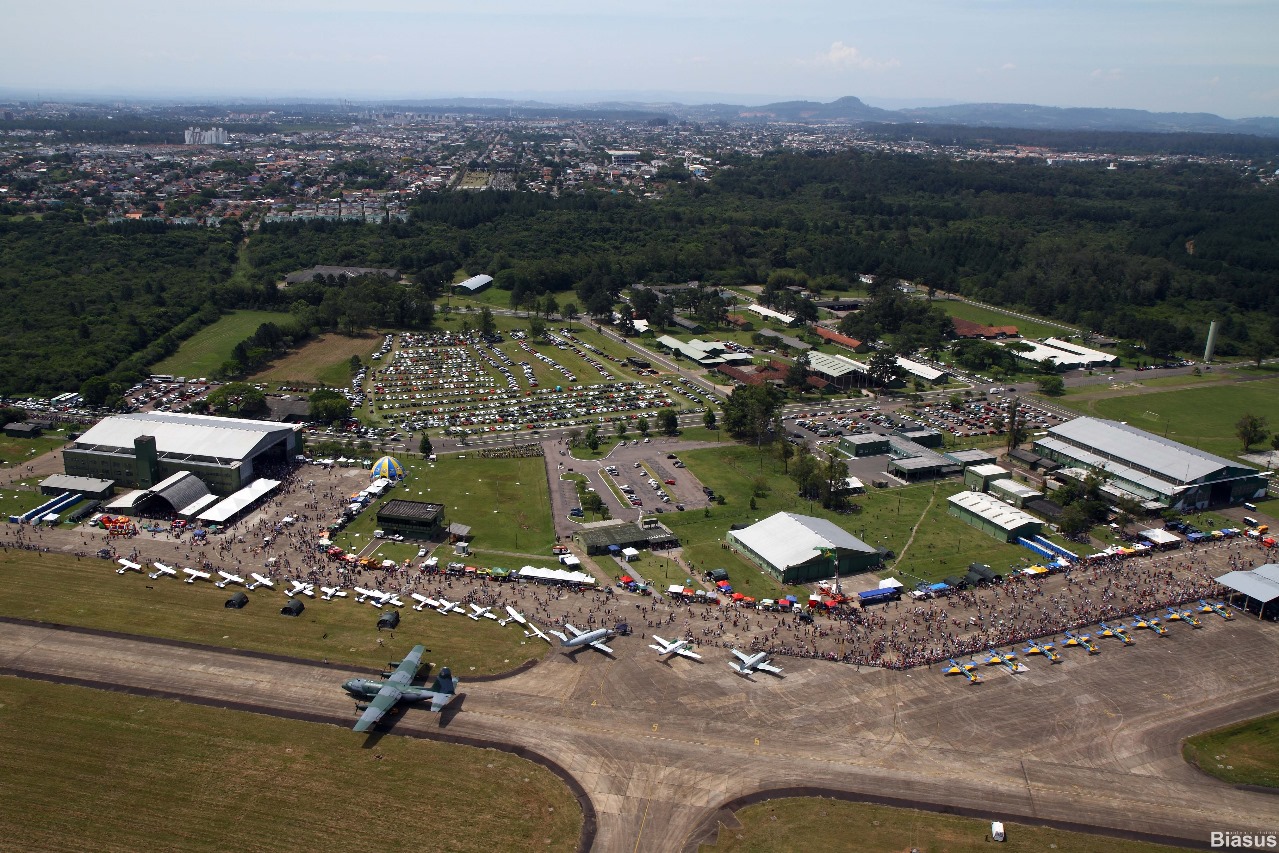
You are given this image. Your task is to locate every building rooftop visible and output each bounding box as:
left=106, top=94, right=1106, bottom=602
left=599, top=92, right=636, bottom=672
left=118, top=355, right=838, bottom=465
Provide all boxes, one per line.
left=731, top=512, right=874, bottom=571
left=948, top=491, right=1041, bottom=532
left=1043, top=417, right=1257, bottom=486
left=74, top=413, right=295, bottom=463
left=377, top=499, right=445, bottom=522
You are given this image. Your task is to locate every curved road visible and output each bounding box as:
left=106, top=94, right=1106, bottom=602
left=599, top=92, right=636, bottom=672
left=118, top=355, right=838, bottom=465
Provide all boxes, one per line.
left=2, top=614, right=1277, bottom=852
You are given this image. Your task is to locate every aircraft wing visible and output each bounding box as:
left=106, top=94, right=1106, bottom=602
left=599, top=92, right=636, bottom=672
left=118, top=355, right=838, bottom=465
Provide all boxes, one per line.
left=564, top=624, right=584, bottom=638
left=429, top=684, right=459, bottom=713
left=731, top=649, right=751, bottom=663
left=674, top=647, right=703, bottom=661
left=756, top=660, right=783, bottom=674
left=588, top=639, right=614, bottom=655
left=387, top=645, right=425, bottom=685
left=352, top=684, right=402, bottom=733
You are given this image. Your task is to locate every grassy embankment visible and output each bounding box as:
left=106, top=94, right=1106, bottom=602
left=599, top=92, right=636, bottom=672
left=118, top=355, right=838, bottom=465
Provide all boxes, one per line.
left=0, top=677, right=582, bottom=853
left=1183, top=712, right=1279, bottom=788
left=153, top=309, right=293, bottom=378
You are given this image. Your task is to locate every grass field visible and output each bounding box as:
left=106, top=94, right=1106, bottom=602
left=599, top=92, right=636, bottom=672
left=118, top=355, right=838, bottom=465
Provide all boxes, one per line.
left=1057, top=377, right=1279, bottom=460
left=0, top=431, right=68, bottom=465
left=251, top=332, right=384, bottom=388
left=667, top=446, right=1030, bottom=591
left=0, top=677, right=582, bottom=853
left=700, top=797, right=1188, bottom=853
left=1183, top=712, right=1279, bottom=788
left=153, top=310, right=292, bottom=378
left=938, top=299, right=1078, bottom=341
left=0, top=552, right=535, bottom=673
left=332, top=454, right=554, bottom=556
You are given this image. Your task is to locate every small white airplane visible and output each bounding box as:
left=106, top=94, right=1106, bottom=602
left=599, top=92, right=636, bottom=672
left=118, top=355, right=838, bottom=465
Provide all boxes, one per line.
left=183, top=568, right=212, bottom=584
left=524, top=622, right=553, bottom=644
left=435, top=598, right=464, bottom=615
left=468, top=604, right=498, bottom=621
left=285, top=580, right=315, bottom=598
left=730, top=649, right=784, bottom=677
left=649, top=635, right=703, bottom=661
left=320, top=586, right=347, bottom=601
left=499, top=606, right=527, bottom=627
left=384, top=593, right=405, bottom=608
left=549, top=623, right=615, bottom=655
left=353, top=586, right=382, bottom=605
left=410, top=593, right=439, bottom=611
left=215, top=571, right=246, bottom=589
left=247, top=573, right=274, bottom=590
left=148, top=562, right=177, bottom=580
left=116, top=559, right=143, bottom=575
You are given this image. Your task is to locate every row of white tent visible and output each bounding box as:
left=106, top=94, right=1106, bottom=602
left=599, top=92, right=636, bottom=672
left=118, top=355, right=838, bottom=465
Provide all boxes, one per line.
left=517, top=565, right=596, bottom=585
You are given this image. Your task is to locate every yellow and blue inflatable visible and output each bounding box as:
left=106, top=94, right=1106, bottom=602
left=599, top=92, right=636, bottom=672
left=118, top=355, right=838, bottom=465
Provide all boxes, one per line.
left=371, top=456, right=405, bottom=480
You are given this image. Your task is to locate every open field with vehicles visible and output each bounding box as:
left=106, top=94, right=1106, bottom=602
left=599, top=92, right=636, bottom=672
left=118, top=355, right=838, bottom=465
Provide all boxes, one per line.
left=153, top=310, right=293, bottom=379
left=700, top=797, right=1189, bottom=853
left=1183, top=711, right=1279, bottom=788
left=331, top=453, right=554, bottom=555
left=1057, top=377, right=1279, bottom=460
left=0, top=677, right=582, bottom=853
left=0, top=551, right=533, bottom=673
left=251, top=332, right=384, bottom=388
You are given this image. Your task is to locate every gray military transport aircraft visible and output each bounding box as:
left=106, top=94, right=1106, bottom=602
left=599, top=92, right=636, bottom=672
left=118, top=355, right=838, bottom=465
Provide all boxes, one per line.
left=342, top=644, right=458, bottom=731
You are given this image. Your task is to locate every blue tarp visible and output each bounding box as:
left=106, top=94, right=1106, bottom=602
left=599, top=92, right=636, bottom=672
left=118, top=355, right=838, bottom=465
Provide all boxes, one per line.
left=1017, top=537, right=1055, bottom=559
left=857, top=588, right=899, bottom=603
left=607, top=544, right=621, bottom=552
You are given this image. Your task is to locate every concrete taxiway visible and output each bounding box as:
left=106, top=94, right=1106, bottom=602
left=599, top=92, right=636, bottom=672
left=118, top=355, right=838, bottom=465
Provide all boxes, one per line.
left=2, top=615, right=1277, bottom=852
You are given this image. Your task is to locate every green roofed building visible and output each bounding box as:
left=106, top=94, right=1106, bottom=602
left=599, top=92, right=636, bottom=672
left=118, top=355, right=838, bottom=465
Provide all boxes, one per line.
left=376, top=499, right=446, bottom=540
left=947, top=491, right=1043, bottom=543
left=726, top=512, right=881, bottom=584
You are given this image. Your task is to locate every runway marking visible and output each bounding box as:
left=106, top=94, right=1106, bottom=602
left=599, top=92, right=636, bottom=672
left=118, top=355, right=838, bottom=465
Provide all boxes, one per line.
left=652, top=723, right=659, bottom=732
left=632, top=801, right=650, bottom=853
left=754, top=737, right=760, bottom=746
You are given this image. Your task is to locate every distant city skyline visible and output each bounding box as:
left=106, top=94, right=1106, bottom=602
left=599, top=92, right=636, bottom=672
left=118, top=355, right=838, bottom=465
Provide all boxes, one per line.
left=4, top=0, right=1277, bottom=119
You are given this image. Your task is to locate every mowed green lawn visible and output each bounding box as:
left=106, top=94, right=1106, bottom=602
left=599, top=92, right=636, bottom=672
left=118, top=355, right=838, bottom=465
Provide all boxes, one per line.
left=669, top=446, right=1032, bottom=590
left=940, top=299, right=1077, bottom=341
left=153, top=309, right=293, bottom=378
left=333, top=454, right=554, bottom=556
left=1059, top=377, right=1279, bottom=460
left=701, top=798, right=1187, bottom=853
left=0, top=677, right=581, bottom=853
left=0, top=552, right=536, bottom=673
left=0, top=431, right=68, bottom=465
left=1183, top=712, right=1279, bottom=788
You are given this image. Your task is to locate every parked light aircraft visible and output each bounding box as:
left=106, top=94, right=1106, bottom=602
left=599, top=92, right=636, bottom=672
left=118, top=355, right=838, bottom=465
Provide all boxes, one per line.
left=1063, top=629, right=1100, bottom=654
left=410, top=593, right=438, bottom=611
left=321, top=586, right=347, bottom=601
left=648, top=635, right=703, bottom=661
left=730, top=649, right=784, bottom=676
left=1131, top=615, right=1168, bottom=636
left=1166, top=607, right=1202, bottom=628
left=1199, top=599, right=1233, bottom=621
left=984, top=650, right=1027, bottom=674
left=148, top=562, right=177, bottom=580
left=342, top=645, right=458, bottom=732
left=246, top=573, right=274, bottom=590
left=183, top=568, right=211, bottom=584
left=524, top=622, right=553, bottom=644
left=468, top=604, right=497, bottom=621
left=285, top=580, right=315, bottom=598
left=435, top=598, right=463, bottom=615
left=499, top=606, right=526, bottom=627
left=1096, top=622, right=1134, bottom=645
left=549, top=623, right=615, bottom=655
left=1024, top=639, right=1061, bottom=663
left=116, top=559, right=142, bottom=575
left=353, top=586, right=382, bottom=605
left=215, top=571, right=246, bottom=589
left=940, top=658, right=982, bottom=684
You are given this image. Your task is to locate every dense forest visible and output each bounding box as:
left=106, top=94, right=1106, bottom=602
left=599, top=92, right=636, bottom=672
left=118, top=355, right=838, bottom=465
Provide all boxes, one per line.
left=3, top=149, right=1278, bottom=396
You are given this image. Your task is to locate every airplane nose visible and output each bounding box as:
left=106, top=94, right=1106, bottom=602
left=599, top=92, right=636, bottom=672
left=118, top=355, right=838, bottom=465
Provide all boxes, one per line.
left=342, top=679, right=358, bottom=693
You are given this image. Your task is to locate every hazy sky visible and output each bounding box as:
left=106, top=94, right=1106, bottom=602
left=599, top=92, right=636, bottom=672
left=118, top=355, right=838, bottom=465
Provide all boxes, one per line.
left=5, top=0, right=1277, bottom=117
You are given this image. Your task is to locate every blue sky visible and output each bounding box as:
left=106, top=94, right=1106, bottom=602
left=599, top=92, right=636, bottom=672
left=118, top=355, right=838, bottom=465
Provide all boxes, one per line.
left=5, top=0, right=1277, bottom=117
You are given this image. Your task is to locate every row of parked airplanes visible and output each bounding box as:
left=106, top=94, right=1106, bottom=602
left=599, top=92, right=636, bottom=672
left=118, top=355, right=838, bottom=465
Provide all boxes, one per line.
left=116, top=558, right=785, bottom=678
left=940, top=602, right=1234, bottom=684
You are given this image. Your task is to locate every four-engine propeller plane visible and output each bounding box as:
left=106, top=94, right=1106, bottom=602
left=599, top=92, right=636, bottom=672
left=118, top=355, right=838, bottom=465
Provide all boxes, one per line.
left=342, top=645, right=458, bottom=732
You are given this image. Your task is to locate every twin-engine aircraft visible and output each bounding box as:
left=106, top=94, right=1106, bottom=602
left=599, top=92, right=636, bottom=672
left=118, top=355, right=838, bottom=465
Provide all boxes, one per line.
left=648, top=636, right=702, bottom=661
left=730, top=649, right=783, bottom=677
left=549, top=623, right=615, bottom=655
left=343, top=645, right=459, bottom=732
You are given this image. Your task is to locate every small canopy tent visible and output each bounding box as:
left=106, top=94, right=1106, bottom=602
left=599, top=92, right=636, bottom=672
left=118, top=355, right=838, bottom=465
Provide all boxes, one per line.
left=371, top=456, right=405, bottom=481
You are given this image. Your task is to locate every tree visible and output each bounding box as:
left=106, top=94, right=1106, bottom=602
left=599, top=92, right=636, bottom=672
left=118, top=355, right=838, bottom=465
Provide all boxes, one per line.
left=562, top=302, right=578, bottom=331
left=703, top=408, right=717, bottom=431
left=478, top=306, right=496, bottom=337
left=1004, top=396, right=1026, bottom=452
left=1245, top=338, right=1274, bottom=368
left=615, top=419, right=628, bottom=440
left=582, top=492, right=604, bottom=514
left=1060, top=503, right=1093, bottom=538
left=784, top=354, right=809, bottom=390
left=1035, top=375, right=1065, bottom=396
left=867, top=350, right=902, bottom=388
left=308, top=389, right=352, bottom=425
left=636, top=417, right=650, bottom=437
left=1271, top=433, right=1279, bottom=453
left=657, top=408, right=679, bottom=436
left=722, top=384, right=782, bottom=444
left=206, top=382, right=269, bottom=418
left=80, top=375, right=112, bottom=407
left=419, top=434, right=433, bottom=456
left=542, top=293, right=559, bottom=320
left=585, top=424, right=601, bottom=453
left=1237, top=413, right=1269, bottom=451
left=528, top=315, right=546, bottom=340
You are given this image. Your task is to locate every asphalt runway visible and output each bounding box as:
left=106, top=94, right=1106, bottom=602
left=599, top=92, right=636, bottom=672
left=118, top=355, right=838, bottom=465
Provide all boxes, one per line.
left=2, top=612, right=1277, bottom=852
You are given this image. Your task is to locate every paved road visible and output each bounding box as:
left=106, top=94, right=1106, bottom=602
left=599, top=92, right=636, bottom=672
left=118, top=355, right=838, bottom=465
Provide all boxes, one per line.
left=3, top=613, right=1276, bottom=852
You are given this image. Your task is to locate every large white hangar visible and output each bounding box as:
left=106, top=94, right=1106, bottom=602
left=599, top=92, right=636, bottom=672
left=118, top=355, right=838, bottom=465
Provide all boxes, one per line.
left=64, top=412, right=298, bottom=496
left=1033, top=417, right=1267, bottom=510
left=726, top=512, right=881, bottom=584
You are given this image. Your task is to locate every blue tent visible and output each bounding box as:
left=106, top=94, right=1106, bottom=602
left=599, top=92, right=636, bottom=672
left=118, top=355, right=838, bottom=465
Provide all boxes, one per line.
left=371, top=456, right=405, bottom=480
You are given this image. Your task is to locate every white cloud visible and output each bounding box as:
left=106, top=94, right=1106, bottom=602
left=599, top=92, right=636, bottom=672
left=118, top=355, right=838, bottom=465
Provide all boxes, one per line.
left=805, top=42, right=900, bottom=72
left=1090, top=68, right=1124, bottom=81
left=1001, top=62, right=1016, bottom=71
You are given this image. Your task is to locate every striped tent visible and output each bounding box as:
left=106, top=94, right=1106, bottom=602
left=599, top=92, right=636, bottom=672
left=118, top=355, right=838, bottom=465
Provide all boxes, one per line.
left=370, top=456, right=405, bottom=481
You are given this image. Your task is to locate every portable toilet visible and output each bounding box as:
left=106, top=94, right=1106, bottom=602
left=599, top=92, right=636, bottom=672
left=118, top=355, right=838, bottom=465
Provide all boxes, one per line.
left=991, top=822, right=1006, bottom=842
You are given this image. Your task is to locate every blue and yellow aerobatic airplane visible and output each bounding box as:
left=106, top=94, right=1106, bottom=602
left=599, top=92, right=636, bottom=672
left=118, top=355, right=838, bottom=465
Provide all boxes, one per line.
left=1063, top=629, right=1100, bottom=654
left=1024, top=638, right=1062, bottom=662
left=1095, top=622, right=1135, bottom=645
left=1166, top=606, right=1202, bottom=628
left=343, top=645, right=459, bottom=732
left=983, top=649, right=1025, bottom=674
left=1131, top=614, right=1168, bottom=637
left=1198, top=599, right=1233, bottom=621
left=940, top=657, right=983, bottom=684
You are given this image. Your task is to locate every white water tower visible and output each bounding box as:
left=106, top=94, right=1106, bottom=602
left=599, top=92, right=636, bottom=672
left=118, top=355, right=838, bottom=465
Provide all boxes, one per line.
left=1204, top=320, right=1219, bottom=363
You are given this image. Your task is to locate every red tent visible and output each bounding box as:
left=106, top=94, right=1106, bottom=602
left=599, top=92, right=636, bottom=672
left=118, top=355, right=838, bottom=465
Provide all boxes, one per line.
left=619, top=575, right=634, bottom=584
left=731, top=592, right=745, bottom=601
